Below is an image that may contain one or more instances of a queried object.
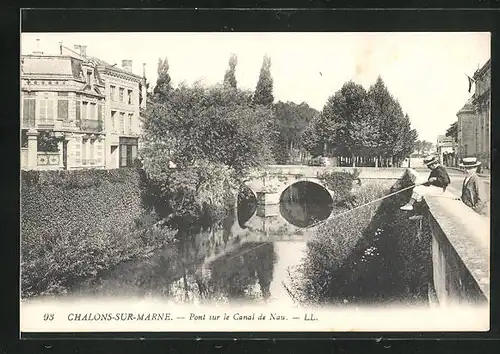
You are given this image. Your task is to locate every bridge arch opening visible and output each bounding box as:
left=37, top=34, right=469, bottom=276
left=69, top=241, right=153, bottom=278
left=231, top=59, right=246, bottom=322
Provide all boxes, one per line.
left=279, top=181, right=334, bottom=228
left=237, top=185, right=257, bottom=228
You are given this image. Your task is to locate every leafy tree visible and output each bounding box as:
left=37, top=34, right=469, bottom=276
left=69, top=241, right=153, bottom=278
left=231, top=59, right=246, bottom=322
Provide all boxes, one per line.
left=141, top=83, right=275, bottom=231
left=153, top=57, right=172, bottom=100
left=320, top=81, right=377, bottom=166
left=272, top=101, right=319, bottom=163
left=223, top=54, right=238, bottom=89
left=445, top=121, right=458, bottom=140
left=253, top=55, right=274, bottom=106
left=367, top=76, right=418, bottom=166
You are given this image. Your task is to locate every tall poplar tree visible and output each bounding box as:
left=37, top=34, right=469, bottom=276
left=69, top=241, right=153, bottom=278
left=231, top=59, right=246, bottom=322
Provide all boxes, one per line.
left=253, top=55, right=274, bottom=106
left=153, top=57, right=172, bottom=100
left=223, top=54, right=238, bottom=89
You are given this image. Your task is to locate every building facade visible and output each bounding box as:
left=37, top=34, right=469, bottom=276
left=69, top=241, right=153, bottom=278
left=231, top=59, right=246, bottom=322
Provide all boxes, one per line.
left=20, top=45, right=146, bottom=170
left=456, top=59, right=491, bottom=169
left=472, top=59, right=491, bottom=169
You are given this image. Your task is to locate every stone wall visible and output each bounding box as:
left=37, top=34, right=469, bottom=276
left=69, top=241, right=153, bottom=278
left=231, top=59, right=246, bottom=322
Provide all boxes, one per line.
left=424, top=193, right=489, bottom=306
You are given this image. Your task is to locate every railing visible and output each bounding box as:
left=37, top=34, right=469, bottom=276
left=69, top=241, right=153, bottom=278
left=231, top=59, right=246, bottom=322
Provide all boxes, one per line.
left=82, top=158, right=97, bottom=166
left=37, top=152, right=60, bottom=166
left=77, top=119, right=104, bottom=133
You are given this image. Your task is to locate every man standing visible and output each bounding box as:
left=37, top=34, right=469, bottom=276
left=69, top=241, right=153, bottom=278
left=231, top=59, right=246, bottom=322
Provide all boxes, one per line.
left=457, top=157, right=489, bottom=216
left=400, top=155, right=451, bottom=211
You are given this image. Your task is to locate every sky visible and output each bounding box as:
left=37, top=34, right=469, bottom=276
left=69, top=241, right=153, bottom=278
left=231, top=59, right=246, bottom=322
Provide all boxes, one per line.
left=21, top=32, right=490, bottom=143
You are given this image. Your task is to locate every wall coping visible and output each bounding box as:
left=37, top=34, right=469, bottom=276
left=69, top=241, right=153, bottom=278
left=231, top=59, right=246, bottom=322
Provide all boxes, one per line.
left=425, top=194, right=490, bottom=300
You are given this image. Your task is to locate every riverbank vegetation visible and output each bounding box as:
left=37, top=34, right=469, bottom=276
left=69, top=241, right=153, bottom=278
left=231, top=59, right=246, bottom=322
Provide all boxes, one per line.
left=20, top=169, right=176, bottom=298
left=286, top=169, right=432, bottom=305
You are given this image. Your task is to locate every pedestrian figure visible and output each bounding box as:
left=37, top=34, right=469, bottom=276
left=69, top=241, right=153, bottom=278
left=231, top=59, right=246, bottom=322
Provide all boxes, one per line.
left=457, top=157, right=489, bottom=216
left=400, top=155, right=451, bottom=211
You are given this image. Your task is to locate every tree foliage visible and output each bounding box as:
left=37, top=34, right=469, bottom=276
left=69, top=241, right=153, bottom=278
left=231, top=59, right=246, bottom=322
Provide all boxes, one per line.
left=153, top=57, right=172, bottom=100
left=141, top=80, right=275, bottom=231
left=272, top=101, right=319, bottom=163
left=303, top=76, right=418, bottom=167
left=223, top=54, right=238, bottom=89
left=253, top=55, right=274, bottom=106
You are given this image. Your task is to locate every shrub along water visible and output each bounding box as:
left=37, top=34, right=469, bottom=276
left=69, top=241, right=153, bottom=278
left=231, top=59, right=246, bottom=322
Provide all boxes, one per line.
left=20, top=168, right=176, bottom=299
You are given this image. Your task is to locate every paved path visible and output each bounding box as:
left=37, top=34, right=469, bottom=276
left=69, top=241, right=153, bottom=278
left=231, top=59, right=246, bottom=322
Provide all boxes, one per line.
left=413, top=167, right=490, bottom=199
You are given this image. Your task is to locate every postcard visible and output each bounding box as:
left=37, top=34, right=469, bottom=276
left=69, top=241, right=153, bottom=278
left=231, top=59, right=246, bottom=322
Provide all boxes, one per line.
left=20, top=30, right=491, bottom=334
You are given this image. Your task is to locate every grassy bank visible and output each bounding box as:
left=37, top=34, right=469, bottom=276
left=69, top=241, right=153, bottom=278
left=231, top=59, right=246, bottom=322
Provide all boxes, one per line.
left=287, top=170, right=432, bottom=305
left=20, top=168, right=176, bottom=299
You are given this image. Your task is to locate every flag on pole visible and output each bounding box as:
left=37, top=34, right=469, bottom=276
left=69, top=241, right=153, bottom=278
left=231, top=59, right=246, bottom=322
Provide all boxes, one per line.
left=465, top=74, right=475, bottom=93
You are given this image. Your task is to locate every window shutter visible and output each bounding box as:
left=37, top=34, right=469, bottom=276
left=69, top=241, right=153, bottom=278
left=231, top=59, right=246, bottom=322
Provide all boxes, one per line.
left=28, top=99, right=35, bottom=126
left=58, top=99, right=69, bottom=120
left=23, top=98, right=36, bottom=127
left=75, top=100, right=81, bottom=120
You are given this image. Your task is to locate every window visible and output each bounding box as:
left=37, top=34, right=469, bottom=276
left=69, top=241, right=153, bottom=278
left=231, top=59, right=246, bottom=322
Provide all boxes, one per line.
left=120, top=144, right=127, bottom=167
left=128, top=113, right=133, bottom=134
left=119, top=137, right=139, bottom=167
left=110, top=85, right=116, bottom=101
left=86, top=71, right=92, bottom=85
left=90, top=103, right=97, bottom=120
left=120, top=144, right=138, bottom=167
left=57, top=92, right=69, bottom=121
left=81, top=139, right=87, bottom=165
left=119, top=88, right=124, bottom=102
left=82, top=101, right=88, bottom=120
left=89, top=140, right=95, bottom=165
left=111, top=111, right=116, bottom=133
left=120, top=112, right=125, bottom=134
left=38, top=94, right=55, bottom=124
left=127, top=89, right=133, bottom=105
left=96, top=141, right=104, bottom=165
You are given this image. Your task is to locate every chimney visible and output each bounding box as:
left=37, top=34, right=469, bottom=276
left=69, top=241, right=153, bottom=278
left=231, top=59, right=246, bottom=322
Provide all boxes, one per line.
left=33, top=38, right=44, bottom=55
left=122, top=60, right=133, bottom=73
left=142, top=62, right=146, bottom=78
left=74, top=45, right=87, bottom=58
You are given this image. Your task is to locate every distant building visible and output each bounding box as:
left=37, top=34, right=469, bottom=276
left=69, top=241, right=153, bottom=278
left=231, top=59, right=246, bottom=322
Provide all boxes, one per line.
left=436, top=135, right=457, bottom=167
left=20, top=44, right=147, bottom=170
left=456, top=98, right=476, bottom=162
left=456, top=59, right=491, bottom=170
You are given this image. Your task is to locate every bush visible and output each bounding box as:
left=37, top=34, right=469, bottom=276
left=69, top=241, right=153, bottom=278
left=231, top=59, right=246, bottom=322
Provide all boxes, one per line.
left=20, top=168, right=176, bottom=298
left=317, top=169, right=362, bottom=204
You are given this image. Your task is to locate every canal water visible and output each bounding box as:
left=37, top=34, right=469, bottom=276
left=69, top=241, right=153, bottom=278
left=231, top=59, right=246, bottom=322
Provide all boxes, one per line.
left=71, top=181, right=431, bottom=307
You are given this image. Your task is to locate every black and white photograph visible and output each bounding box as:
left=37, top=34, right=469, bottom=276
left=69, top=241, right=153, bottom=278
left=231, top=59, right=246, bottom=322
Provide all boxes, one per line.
left=19, top=30, right=490, bottom=333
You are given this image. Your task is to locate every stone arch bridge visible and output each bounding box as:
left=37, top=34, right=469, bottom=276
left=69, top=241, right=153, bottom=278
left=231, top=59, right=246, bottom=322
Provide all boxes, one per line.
left=245, top=165, right=406, bottom=205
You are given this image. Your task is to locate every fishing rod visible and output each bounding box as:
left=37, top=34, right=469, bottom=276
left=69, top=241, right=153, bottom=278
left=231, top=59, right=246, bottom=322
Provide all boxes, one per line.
left=223, top=181, right=423, bottom=263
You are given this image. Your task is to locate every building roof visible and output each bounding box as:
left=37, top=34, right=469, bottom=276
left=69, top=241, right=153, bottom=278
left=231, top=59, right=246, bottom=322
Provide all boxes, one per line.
left=457, top=97, right=475, bottom=116
left=89, top=56, right=143, bottom=80
left=22, top=55, right=82, bottom=78
left=473, top=58, right=491, bottom=80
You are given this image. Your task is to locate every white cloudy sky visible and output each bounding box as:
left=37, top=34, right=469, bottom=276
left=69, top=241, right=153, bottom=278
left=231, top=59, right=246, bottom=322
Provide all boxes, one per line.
left=21, top=32, right=490, bottom=143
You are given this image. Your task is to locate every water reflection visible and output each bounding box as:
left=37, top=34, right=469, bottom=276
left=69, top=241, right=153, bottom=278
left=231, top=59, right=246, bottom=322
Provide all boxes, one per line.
left=280, top=182, right=333, bottom=227
left=72, top=184, right=329, bottom=304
